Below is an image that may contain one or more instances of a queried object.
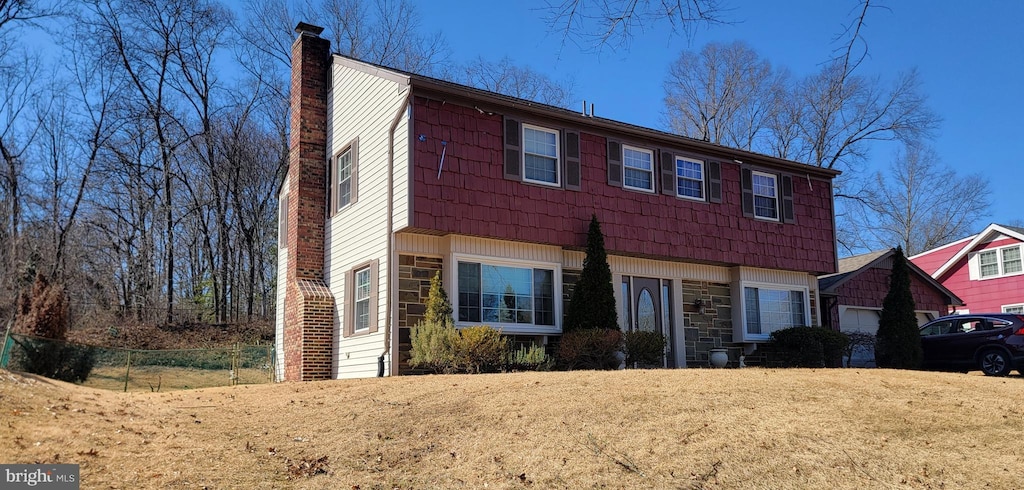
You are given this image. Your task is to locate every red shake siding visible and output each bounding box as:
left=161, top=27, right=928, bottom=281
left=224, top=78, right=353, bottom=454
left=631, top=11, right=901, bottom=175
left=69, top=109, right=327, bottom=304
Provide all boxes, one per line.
left=410, top=97, right=837, bottom=275
left=835, top=267, right=950, bottom=314
left=936, top=237, right=1024, bottom=313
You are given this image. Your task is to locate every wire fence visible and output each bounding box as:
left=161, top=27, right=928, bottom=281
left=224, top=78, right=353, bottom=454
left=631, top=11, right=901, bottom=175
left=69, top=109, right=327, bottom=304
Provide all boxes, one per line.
left=0, top=329, right=274, bottom=392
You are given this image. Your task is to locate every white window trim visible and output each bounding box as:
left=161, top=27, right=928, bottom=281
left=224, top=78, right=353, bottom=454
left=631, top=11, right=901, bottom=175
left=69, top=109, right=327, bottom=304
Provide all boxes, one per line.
left=1002, top=303, right=1024, bottom=314
left=972, top=244, right=1024, bottom=281
left=521, top=124, right=561, bottom=187
left=751, top=170, right=780, bottom=222
left=450, top=253, right=562, bottom=335
left=621, top=144, right=655, bottom=193
left=675, top=156, right=706, bottom=202
left=737, top=281, right=810, bottom=342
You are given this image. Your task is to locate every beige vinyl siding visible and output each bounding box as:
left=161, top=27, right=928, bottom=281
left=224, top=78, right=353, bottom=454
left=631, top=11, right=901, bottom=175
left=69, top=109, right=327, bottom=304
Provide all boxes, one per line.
left=326, top=58, right=410, bottom=379
left=392, top=111, right=410, bottom=230
left=274, top=178, right=289, bottom=382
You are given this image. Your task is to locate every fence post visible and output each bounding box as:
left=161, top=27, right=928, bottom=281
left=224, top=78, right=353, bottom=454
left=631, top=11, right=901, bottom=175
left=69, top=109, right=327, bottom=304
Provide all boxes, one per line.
left=123, top=350, right=132, bottom=392
left=231, top=343, right=239, bottom=386
left=0, top=319, right=13, bottom=369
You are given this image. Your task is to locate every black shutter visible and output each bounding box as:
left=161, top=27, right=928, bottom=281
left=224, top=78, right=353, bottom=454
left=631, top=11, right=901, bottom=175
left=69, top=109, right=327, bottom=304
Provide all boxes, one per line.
left=503, top=117, right=522, bottom=180
left=741, top=167, right=754, bottom=217
left=660, top=151, right=675, bottom=195
left=564, top=130, right=581, bottom=191
left=607, top=139, right=622, bottom=187
left=781, top=174, right=795, bottom=223
left=708, top=161, right=722, bottom=203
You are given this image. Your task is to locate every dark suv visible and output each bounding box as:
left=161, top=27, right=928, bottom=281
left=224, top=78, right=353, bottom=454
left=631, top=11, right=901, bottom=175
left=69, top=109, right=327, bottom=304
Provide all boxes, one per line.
left=919, top=314, right=1024, bottom=376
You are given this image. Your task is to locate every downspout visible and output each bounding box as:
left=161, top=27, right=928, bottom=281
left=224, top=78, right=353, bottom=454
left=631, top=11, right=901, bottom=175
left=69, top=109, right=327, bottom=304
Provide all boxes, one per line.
left=379, top=88, right=413, bottom=377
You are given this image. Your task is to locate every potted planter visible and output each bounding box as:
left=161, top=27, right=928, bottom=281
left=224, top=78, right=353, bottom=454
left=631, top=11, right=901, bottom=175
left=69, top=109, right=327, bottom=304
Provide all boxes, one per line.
left=709, top=348, right=729, bottom=368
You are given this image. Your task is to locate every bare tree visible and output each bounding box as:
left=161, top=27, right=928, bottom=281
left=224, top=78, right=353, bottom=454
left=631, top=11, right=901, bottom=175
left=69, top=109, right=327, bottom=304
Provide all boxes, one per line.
left=545, top=0, right=731, bottom=49
left=853, top=143, right=990, bottom=255
left=461, top=56, right=575, bottom=108
left=663, top=41, right=783, bottom=150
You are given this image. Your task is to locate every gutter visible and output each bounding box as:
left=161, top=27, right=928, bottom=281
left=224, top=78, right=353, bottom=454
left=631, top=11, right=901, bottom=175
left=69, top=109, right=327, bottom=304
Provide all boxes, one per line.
left=379, top=88, right=413, bottom=377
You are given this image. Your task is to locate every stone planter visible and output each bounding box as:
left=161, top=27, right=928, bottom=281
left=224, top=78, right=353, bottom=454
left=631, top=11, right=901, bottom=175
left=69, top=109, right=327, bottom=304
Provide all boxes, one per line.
left=709, top=348, right=729, bottom=368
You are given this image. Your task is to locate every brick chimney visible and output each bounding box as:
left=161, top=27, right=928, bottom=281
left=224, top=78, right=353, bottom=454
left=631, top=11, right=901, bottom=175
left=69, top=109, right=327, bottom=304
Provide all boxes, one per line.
left=283, top=23, right=335, bottom=381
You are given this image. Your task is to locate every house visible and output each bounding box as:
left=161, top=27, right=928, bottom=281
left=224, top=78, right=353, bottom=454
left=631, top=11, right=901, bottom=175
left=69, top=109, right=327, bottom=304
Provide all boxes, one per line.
left=910, top=223, right=1024, bottom=315
left=275, top=23, right=841, bottom=381
left=817, top=249, right=963, bottom=366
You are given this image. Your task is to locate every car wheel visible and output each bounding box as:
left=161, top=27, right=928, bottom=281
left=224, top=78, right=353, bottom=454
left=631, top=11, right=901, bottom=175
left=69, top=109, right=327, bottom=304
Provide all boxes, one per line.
left=978, top=349, right=1011, bottom=377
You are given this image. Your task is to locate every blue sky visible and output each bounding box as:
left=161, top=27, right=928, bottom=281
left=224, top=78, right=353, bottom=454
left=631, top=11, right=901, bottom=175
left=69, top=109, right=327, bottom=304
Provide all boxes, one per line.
left=416, top=0, right=1023, bottom=230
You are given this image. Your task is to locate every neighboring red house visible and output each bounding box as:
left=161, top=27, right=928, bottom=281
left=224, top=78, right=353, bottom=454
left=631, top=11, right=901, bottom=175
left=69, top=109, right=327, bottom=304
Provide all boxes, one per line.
left=275, top=24, right=840, bottom=380
left=910, top=223, right=1024, bottom=315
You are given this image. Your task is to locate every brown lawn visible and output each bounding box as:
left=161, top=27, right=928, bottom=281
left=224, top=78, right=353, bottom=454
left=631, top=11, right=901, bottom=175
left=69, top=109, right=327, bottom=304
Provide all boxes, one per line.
left=1, top=368, right=1021, bottom=489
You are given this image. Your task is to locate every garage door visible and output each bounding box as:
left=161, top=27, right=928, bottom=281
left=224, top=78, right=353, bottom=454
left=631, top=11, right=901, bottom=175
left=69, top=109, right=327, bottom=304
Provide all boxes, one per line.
left=840, top=307, right=880, bottom=334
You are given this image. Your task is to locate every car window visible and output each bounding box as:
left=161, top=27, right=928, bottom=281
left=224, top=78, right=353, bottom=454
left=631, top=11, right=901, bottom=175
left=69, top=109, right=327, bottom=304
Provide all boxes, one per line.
left=921, top=321, right=952, bottom=336
left=955, top=319, right=985, bottom=333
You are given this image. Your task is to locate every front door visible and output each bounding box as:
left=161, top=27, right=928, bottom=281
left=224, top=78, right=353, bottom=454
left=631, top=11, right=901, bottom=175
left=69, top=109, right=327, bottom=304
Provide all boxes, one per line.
left=626, top=276, right=674, bottom=367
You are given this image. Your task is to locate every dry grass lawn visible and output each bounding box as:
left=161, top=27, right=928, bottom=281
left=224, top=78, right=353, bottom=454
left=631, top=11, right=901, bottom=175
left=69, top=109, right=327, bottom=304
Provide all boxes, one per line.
left=1, top=368, right=1022, bottom=489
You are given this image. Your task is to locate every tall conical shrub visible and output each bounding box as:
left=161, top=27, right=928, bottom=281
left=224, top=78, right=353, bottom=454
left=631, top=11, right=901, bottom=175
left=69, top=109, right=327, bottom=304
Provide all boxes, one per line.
left=423, top=271, right=453, bottom=325
left=874, top=247, right=922, bottom=368
left=564, top=215, right=618, bottom=332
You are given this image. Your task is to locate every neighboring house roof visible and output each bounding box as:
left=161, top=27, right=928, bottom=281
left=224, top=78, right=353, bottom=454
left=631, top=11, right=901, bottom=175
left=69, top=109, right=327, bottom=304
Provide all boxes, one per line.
left=330, top=54, right=841, bottom=180
left=924, top=223, right=1024, bottom=279
left=818, top=248, right=963, bottom=305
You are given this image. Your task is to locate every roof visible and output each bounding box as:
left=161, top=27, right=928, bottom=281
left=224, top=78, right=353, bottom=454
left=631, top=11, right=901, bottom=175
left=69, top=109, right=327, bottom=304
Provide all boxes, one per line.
left=329, top=53, right=841, bottom=180
left=818, top=248, right=963, bottom=306
left=928, top=223, right=1024, bottom=279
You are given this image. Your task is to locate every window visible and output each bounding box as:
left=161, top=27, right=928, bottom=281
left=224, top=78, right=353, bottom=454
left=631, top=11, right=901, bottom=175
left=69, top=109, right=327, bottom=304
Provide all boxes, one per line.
left=344, top=260, right=377, bottom=337
left=332, top=139, right=358, bottom=213
left=622, top=146, right=654, bottom=191
left=979, top=250, right=999, bottom=278
left=354, top=267, right=371, bottom=331
left=457, top=260, right=556, bottom=330
left=675, top=157, right=704, bottom=200
left=522, top=125, right=560, bottom=185
left=744, top=286, right=807, bottom=336
left=752, top=171, right=778, bottom=220
left=1002, top=246, right=1022, bottom=274
left=976, top=244, right=1023, bottom=279
left=1003, top=304, right=1024, bottom=314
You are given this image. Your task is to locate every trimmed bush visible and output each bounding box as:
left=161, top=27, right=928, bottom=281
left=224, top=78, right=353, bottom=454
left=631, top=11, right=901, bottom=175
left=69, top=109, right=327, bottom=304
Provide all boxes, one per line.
left=622, top=330, right=666, bottom=367
left=768, top=326, right=849, bottom=368
left=409, top=317, right=460, bottom=374
left=507, top=343, right=554, bottom=371
left=557, top=329, right=623, bottom=370
left=455, top=326, right=508, bottom=374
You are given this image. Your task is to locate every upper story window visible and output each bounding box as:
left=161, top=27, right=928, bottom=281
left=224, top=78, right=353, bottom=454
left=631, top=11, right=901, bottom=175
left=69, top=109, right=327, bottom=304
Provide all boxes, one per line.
left=622, top=145, right=654, bottom=192
left=752, top=171, right=779, bottom=220
left=337, top=149, right=353, bottom=208
left=676, top=157, right=705, bottom=200
left=522, top=125, right=560, bottom=186
left=1003, top=304, right=1024, bottom=314
left=978, top=244, right=1023, bottom=279
left=456, top=258, right=558, bottom=333
left=331, top=138, right=358, bottom=214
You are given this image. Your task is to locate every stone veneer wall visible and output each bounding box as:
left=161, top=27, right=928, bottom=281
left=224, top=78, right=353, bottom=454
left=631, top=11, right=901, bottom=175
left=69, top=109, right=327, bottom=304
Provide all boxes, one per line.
left=396, top=255, right=443, bottom=374
left=681, top=280, right=735, bottom=366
